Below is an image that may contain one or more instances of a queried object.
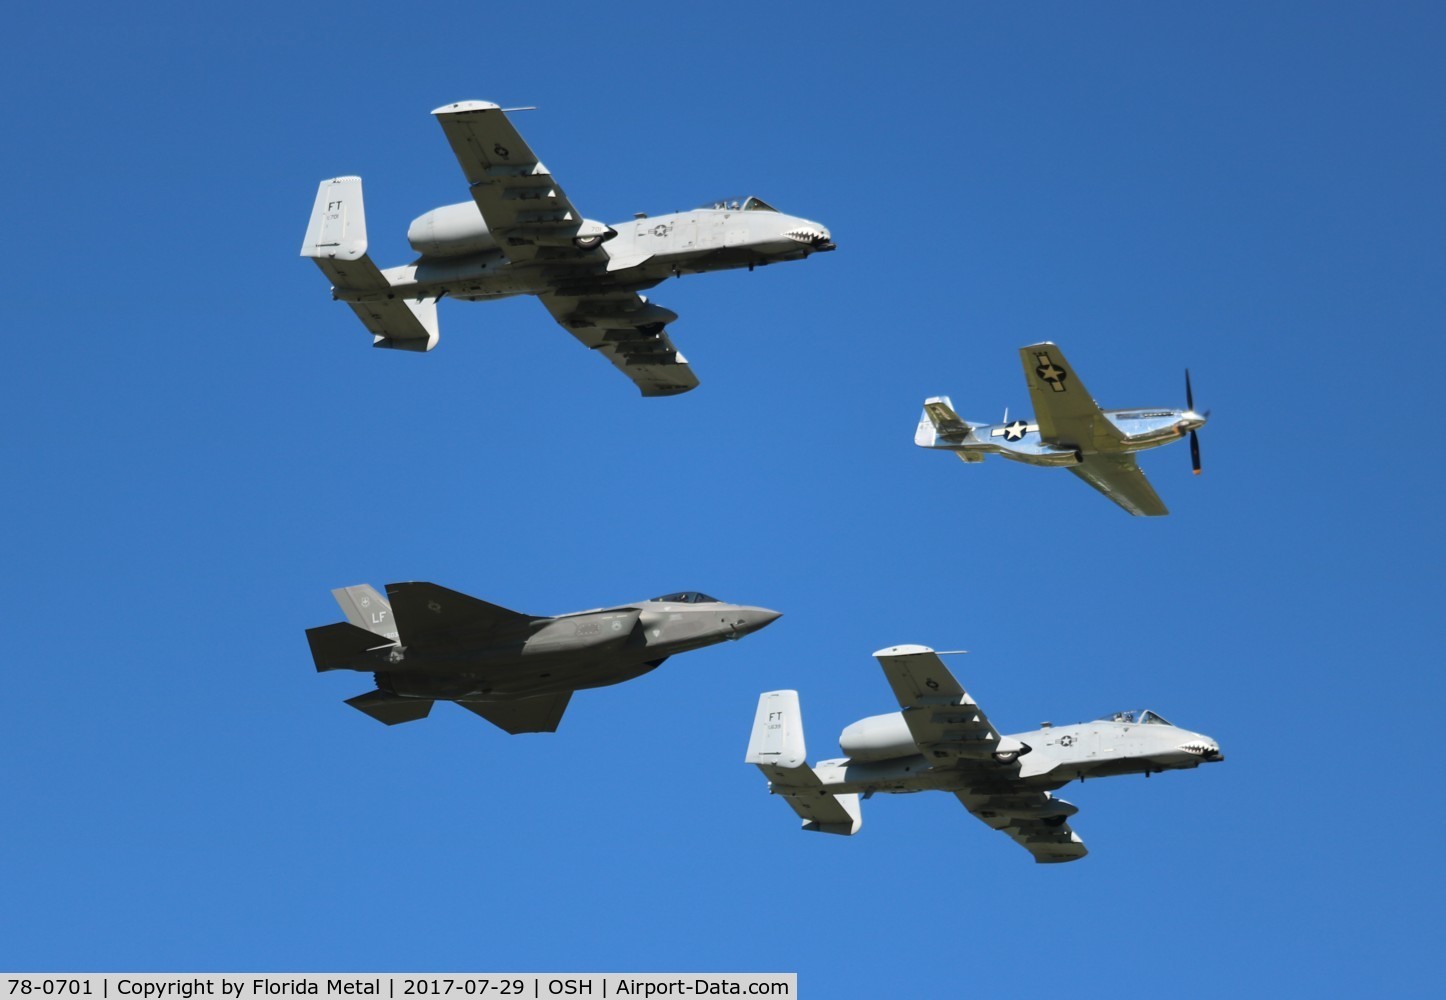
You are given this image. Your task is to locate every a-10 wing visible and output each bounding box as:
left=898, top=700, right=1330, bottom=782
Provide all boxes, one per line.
left=874, top=645, right=1023, bottom=763
left=433, top=102, right=697, bottom=396
left=955, top=789, right=1088, bottom=864
left=431, top=101, right=598, bottom=265
left=537, top=290, right=699, bottom=397
left=874, top=645, right=1087, bottom=863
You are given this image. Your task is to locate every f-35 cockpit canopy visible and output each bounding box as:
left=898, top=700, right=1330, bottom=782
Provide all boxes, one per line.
left=649, top=591, right=721, bottom=604
left=1097, top=710, right=1173, bottom=726
left=698, top=196, right=778, bottom=212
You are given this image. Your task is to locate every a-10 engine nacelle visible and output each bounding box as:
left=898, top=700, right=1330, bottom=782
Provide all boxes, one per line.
left=408, top=201, right=614, bottom=257
left=840, top=712, right=1030, bottom=763
left=840, top=713, right=924, bottom=762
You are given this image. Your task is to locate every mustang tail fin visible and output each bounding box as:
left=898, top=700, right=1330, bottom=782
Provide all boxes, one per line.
left=916, top=395, right=985, bottom=462
left=916, top=395, right=974, bottom=445
left=747, top=690, right=862, bottom=835
left=302, top=177, right=441, bottom=352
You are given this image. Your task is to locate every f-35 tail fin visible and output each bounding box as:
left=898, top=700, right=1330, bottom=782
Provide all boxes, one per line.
left=302, top=176, right=441, bottom=352
left=747, top=690, right=862, bottom=835
left=331, top=584, right=399, bottom=641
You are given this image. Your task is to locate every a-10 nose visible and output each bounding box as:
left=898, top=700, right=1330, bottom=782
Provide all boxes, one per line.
left=1178, top=735, right=1224, bottom=762
left=781, top=217, right=836, bottom=251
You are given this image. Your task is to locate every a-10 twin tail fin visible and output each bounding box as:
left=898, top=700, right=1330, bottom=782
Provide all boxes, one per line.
left=301, top=176, right=440, bottom=352
left=746, top=690, right=862, bottom=835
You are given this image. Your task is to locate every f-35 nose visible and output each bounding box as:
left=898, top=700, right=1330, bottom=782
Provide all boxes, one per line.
left=729, top=607, right=783, bottom=639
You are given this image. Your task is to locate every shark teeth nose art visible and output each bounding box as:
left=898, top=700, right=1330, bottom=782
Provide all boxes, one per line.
left=785, top=227, right=831, bottom=246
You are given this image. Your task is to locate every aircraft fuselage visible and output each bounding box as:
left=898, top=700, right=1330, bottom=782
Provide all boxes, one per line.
left=916, top=409, right=1204, bottom=468
left=807, top=715, right=1223, bottom=797
left=345, top=599, right=779, bottom=701
left=341, top=202, right=833, bottom=306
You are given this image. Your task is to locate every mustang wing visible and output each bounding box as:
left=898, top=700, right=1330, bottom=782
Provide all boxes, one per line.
left=874, top=645, right=1023, bottom=764
left=432, top=101, right=599, bottom=265
left=1019, top=342, right=1123, bottom=449
left=537, top=291, right=698, bottom=397
left=1070, top=453, right=1169, bottom=516
left=954, top=790, right=1088, bottom=864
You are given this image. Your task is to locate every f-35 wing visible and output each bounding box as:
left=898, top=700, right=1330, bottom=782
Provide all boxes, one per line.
left=432, top=101, right=605, bottom=265
left=955, top=790, right=1088, bottom=864
left=1020, top=342, right=1123, bottom=449
left=873, top=645, right=1027, bottom=764
left=385, top=582, right=537, bottom=648
left=1070, top=453, right=1169, bottom=516
left=538, top=290, right=699, bottom=397
left=460, top=691, right=573, bottom=734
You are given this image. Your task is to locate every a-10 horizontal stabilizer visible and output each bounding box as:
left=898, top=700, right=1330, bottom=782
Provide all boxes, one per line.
left=306, top=621, right=397, bottom=672
left=459, top=691, right=574, bottom=734
left=748, top=690, right=863, bottom=835
left=345, top=690, right=434, bottom=725
left=302, top=177, right=440, bottom=352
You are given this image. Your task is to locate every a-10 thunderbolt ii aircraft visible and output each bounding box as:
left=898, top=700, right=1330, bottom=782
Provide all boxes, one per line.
left=307, top=583, right=780, bottom=733
left=915, top=342, right=1208, bottom=515
left=746, top=645, right=1222, bottom=862
left=301, top=100, right=834, bottom=396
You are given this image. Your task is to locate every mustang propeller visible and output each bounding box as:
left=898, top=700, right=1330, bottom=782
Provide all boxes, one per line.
left=1184, top=369, right=1207, bottom=476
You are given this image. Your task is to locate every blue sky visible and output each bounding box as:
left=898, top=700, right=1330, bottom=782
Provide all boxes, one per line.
left=3, top=1, right=1442, bottom=993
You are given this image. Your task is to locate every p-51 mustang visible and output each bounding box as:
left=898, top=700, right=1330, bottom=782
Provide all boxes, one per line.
left=915, top=342, right=1207, bottom=515
left=301, top=101, right=834, bottom=396
left=746, top=645, right=1222, bottom=862
left=308, top=583, right=780, bottom=733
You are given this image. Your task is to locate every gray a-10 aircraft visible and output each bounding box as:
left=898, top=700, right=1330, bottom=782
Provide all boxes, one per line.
left=915, top=342, right=1208, bottom=515
left=746, top=645, right=1222, bottom=862
left=308, top=583, right=780, bottom=733
left=301, top=101, right=834, bottom=396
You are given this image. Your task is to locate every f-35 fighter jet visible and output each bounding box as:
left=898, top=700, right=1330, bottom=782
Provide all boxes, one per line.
left=747, top=645, right=1222, bottom=863
left=301, top=101, right=834, bottom=396
left=308, top=583, right=780, bottom=733
left=915, top=342, right=1207, bottom=515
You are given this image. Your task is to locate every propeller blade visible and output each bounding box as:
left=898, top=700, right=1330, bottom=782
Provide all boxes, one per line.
left=1190, top=429, right=1202, bottom=475
left=1185, top=368, right=1195, bottom=412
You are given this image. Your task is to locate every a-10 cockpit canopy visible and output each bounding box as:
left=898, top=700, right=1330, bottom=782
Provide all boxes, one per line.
left=649, top=591, right=721, bottom=604
left=698, top=196, right=778, bottom=212
left=1097, top=710, right=1174, bottom=726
